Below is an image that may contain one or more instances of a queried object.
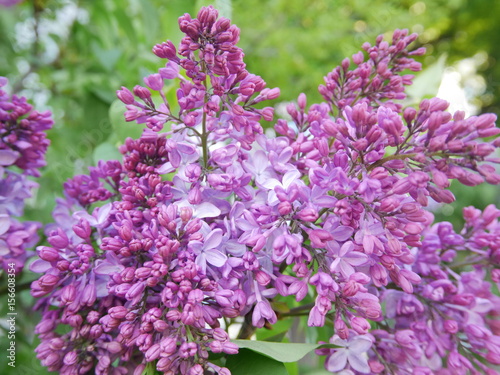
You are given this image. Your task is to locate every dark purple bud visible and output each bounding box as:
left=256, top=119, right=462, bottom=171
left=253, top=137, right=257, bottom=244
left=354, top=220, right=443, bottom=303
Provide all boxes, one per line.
left=47, top=228, right=69, bottom=249
left=153, top=41, right=178, bottom=60
left=117, top=86, right=135, bottom=105
left=39, top=246, right=60, bottom=262
left=133, top=85, right=151, bottom=100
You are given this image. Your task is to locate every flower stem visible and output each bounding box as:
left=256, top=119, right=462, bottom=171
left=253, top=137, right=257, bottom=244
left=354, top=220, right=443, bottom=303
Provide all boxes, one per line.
left=201, top=67, right=209, bottom=170
left=367, top=153, right=417, bottom=171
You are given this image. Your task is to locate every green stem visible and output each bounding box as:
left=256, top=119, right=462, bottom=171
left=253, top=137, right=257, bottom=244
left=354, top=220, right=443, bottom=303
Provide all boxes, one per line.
left=201, top=108, right=209, bottom=170
left=372, top=346, right=396, bottom=375
left=279, top=303, right=315, bottom=318
left=237, top=310, right=257, bottom=339
left=447, top=258, right=486, bottom=270
left=201, top=66, right=209, bottom=170
left=367, top=153, right=417, bottom=171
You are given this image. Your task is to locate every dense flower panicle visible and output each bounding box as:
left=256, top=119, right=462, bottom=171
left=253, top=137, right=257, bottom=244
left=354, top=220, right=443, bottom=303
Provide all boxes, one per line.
left=319, top=29, right=425, bottom=114
left=119, top=6, right=278, bottom=150
left=0, top=0, right=23, bottom=7
left=31, top=6, right=500, bottom=375
left=0, top=77, right=52, bottom=272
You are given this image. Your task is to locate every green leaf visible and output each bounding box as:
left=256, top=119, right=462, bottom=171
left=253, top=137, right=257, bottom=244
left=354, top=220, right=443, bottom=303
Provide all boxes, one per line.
left=108, top=100, right=143, bottom=143
left=232, top=340, right=326, bottom=363
left=91, top=42, right=123, bottom=72
left=225, top=348, right=288, bottom=375
left=141, top=361, right=161, bottom=375
left=93, top=142, right=123, bottom=164
left=284, top=361, right=299, bottom=375
left=216, top=0, right=232, bottom=19
left=114, top=7, right=138, bottom=45
left=256, top=318, right=291, bottom=341
left=195, top=0, right=233, bottom=19
left=140, top=0, right=161, bottom=41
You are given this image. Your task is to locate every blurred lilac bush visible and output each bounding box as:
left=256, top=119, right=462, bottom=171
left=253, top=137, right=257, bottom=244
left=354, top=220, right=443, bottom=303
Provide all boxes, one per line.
left=28, top=6, right=500, bottom=375
left=0, top=77, right=52, bottom=273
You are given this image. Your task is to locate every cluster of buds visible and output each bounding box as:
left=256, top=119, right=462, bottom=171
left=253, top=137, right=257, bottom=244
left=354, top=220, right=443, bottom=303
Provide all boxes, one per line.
left=31, top=6, right=500, bottom=375
left=0, top=77, right=52, bottom=273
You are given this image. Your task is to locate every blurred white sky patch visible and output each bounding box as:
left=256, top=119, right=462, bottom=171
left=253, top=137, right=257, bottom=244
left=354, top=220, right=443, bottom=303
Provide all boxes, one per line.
left=436, top=52, right=488, bottom=117
left=12, top=0, right=88, bottom=109
left=14, top=0, right=88, bottom=63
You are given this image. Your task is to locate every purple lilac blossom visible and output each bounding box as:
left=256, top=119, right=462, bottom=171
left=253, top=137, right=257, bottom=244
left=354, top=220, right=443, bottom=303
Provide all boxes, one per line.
left=0, top=77, right=52, bottom=273
left=31, top=6, right=500, bottom=375
left=0, top=0, right=23, bottom=7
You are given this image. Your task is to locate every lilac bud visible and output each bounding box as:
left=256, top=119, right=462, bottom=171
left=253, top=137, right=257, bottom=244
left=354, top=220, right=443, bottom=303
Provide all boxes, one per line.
left=492, top=269, right=500, bottom=283
left=109, top=306, right=128, bottom=320
left=261, top=107, right=274, bottom=121
left=117, top=87, right=135, bottom=105
left=133, top=85, right=151, bottom=100
left=153, top=41, right=178, bottom=60
left=448, top=351, right=472, bottom=369
left=178, top=206, right=193, bottom=222
left=265, top=87, right=281, bottom=100
left=144, top=73, right=164, bottom=91
left=43, top=353, right=61, bottom=368
left=35, top=319, right=56, bottom=334
left=103, top=341, right=122, bottom=354
left=166, top=310, right=181, bottom=321
left=188, top=186, right=201, bottom=204
left=350, top=272, right=370, bottom=284
left=63, top=351, right=78, bottom=366
left=89, top=324, right=103, bottom=339
left=47, top=228, right=69, bottom=249
left=335, top=318, right=349, bottom=339
left=125, top=281, right=146, bottom=300
left=444, top=320, right=458, bottom=333
left=209, top=340, right=223, bottom=353
left=135, top=267, right=152, bottom=279
left=82, top=284, right=97, bottom=306
left=296, top=207, right=318, bottom=222
left=350, top=316, right=370, bottom=334
left=73, top=219, right=91, bottom=239
left=297, top=93, right=307, bottom=109
left=67, top=314, right=83, bottom=327
left=395, top=329, right=415, bottom=347
left=154, top=320, right=168, bottom=332
left=369, top=359, right=385, bottom=373
left=309, top=229, right=333, bottom=248
left=342, top=280, right=360, bottom=296
left=322, top=119, right=337, bottom=136
left=352, top=51, right=364, bottom=65
left=39, top=246, right=60, bottom=262
left=277, top=201, right=293, bottom=216
left=403, top=107, right=417, bottom=123
left=255, top=270, right=271, bottom=286
left=231, top=104, right=245, bottom=116
left=39, top=274, right=59, bottom=289
left=145, top=343, right=161, bottom=361
left=185, top=164, right=201, bottom=181
left=223, top=341, right=239, bottom=355
left=61, top=285, right=77, bottom=304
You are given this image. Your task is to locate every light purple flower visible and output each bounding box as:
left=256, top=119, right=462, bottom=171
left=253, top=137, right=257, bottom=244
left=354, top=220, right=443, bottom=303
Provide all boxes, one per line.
left=330, top=241, right=368, bottom=278
left=190, top=228, right=228, bottom=273
left=326, top=334, right=373, bottom=373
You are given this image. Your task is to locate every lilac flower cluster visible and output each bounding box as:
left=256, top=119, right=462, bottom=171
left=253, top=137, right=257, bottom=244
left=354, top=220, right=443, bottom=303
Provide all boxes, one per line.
left=0, top=0, right=24, bottom=7
left=31, top=6, right=500, bottom=375
left=0, top=77, right=52, bottom=273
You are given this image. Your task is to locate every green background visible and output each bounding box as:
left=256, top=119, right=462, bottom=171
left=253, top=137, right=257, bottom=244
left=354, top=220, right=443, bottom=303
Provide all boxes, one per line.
left=1, top=0, right=499, bottom=373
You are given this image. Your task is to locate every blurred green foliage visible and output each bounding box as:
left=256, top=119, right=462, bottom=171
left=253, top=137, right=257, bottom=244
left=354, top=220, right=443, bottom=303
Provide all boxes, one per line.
left=0, top=0, right=499, bottom=373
